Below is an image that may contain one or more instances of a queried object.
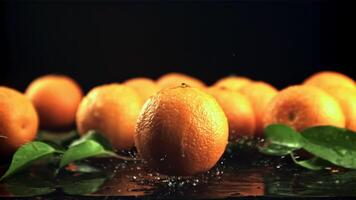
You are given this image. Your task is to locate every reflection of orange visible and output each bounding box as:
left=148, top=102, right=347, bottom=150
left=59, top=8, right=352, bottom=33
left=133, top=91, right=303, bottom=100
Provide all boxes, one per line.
left=212, top=76, right=252, bottom=91
left=207, top=87, right=255, bottom=139
left=239, top=82, right=278, bottom=136
left=25, top=75, right=83, bottom=129
left=135, top=85, right=228, bottom=176
left=303, top=71, right=355, bottom=90
left=263, top=85, right=345, bottom=132
left=320, top=86, right=356, bottom=131
left=76, top=84, right=141, bottom=150
left=156, top=72, right=206, bottom=89
left=123, top=77, right=161, bottom=105
left=0, top=87, right=39, bottom=156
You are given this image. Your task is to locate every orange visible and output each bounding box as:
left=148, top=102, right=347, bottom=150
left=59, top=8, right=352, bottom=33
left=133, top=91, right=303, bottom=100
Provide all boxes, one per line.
left=207, top=87, right=255, bottom=139
left=303, top=71, right=355, bottom=90
left=76, top=84, right=142, bottom=150
left=0, top=86, right=39, bottom=156
left=156, top=72, right=206, bottom=89
left=212, top=76, right=252, bottom=91
left=319, top=86, right=356, bottom=131
left=25, top=74, right=83, bottom=129
left=263, top=85, right=345, bottom=132
left=135, top=84, right=228, bottom=176
left=123, top=77, right=160, bottom=105
left=239, top=81, right=278, bottom=136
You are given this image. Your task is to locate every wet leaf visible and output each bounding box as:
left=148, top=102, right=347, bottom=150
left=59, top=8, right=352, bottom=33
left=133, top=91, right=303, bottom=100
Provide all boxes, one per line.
left=259, top=144, right=299, bottom=156
left=69, top=130, right=114, bottom=151
left=259, top=124, right=302, bottom=156
left=301, top=126, right=356, bottom=169
left=0, top=142, right=63, bottom=181
left=264, top=124, right=303, bottom=148
left=291, top=153, right=333, bottom=170
left=60, top=140, right=118, bottom=169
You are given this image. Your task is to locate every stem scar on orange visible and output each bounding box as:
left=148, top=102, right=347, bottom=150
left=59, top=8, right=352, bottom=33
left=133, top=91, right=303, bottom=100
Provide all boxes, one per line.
left=263, top=85, right=345, bottom=132
left=135, top=84, right=228, bottom=176
left=156, top=72, right=206, bottom=89
left=212, top=76, right=252, bottom=91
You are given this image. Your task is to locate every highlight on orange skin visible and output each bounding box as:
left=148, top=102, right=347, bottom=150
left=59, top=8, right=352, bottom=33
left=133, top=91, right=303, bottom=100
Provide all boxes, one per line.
left=263, top=85, right=346, bottom=132
left=207, top=87, right=256, bottom=139
left=156, top=72, right=206, bottom=89
left=212, top=76, right=252, bottom=91
left=0, top=86, right=39, bottom=156
left=123, top=77, right=161, bottom=105
left=239, top=81, right=278, bottom=136
left=303, top=71, right=356, bottom=91
left=25, top=74, right=83, bottom=129
left=319, top=86, right=356, bottom=131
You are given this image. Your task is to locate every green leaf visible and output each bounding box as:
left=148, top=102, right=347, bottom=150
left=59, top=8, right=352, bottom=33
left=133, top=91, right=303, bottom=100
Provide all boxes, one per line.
left=59, top=140, right=118, bottom=169
left=301, top=126, right=356, bottom=169
left=69, top=130, right=114, bottom=151
left=291, top=153, right=333, bottom=170
left=259, top=144, right=299, bottom=156
left=264, top=124, right=303, bottom=148
left=0, top=142, right=63, bottom=181
left=259, top=124, right=303, bottom=156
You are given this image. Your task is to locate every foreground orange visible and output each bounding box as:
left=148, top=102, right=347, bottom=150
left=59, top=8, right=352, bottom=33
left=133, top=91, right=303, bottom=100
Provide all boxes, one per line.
left=0, top=86, right=39, bottom=156
left=239, top=81, right=278, bottom=136
left=135, top=84, right=228, bottom=176
left=76, top=84, right=142, bottom=150
left=303, top=71, right=355, bottom=90
left=156, top=72, right=206, bottom=89
left=123, top=77, right=161, bottom=105
left=25, top=75, right=83, bottom=129
left=207, top=87, right=255, bottom=139
left=263, top=85, right=345, bottom=132
left=212, top=76, right=252, bottom=91
left=320, top=86, right=356, bottom=131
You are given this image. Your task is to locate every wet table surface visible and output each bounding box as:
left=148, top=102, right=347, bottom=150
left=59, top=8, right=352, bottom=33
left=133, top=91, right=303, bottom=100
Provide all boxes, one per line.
left=1, top=142, right=356, bottom=199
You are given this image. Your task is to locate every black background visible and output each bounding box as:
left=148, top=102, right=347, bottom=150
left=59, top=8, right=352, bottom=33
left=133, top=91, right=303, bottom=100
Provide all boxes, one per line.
left=0, top=0, right=354, bottom=92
